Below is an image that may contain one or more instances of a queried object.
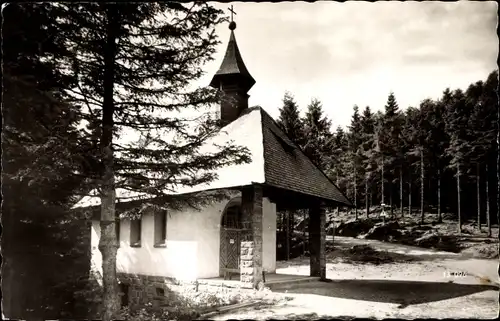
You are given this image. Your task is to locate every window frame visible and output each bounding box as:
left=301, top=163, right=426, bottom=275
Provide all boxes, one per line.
left=115, top=218, right=121, bottom=247
left=130, top=216, right=142, bottom=248
left=154, top=210, right=167, bottom=248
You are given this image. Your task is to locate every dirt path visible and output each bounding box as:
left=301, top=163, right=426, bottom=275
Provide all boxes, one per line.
left=212, top=236, right=499, bottom=320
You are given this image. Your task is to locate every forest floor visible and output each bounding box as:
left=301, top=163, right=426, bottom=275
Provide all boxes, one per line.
left=210, top=235, right=498, bottom=320
left=330, top=207, right=499, bottom=260
left=211, top=209, right=498, bottom=320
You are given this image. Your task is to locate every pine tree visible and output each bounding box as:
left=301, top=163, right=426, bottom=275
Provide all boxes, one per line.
left=302, top=98, right=332, bottom=171
left=477, top=70, right=498, bottom=237
left=445, top=88, right=472, bottom=233
left=276, top=92, right=306, bottom=251
left=402, top=107, right=421, bottom=217
left=466, top=81, right=486, bottom=230
left=426, top=96, right=450, bottom=223
left=406, top=101, right=430, bottom=224
left=328, top=126, right=349, bottom=194
left=373, top=111, right=387, bottom=211
left=382, top=92, right=402, bottom=217
left=277, top=91, right=306, bottom=148
left=44, top=3, right=251, bottom=319
left=347, top=105, right=363, bottom=219
left=360, top=106, right=375, bottom=217
left=2, top=3, right=93, bottom=319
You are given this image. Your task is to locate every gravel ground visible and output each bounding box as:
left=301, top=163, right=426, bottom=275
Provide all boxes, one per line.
left=211, top=237, right=499, bottom=320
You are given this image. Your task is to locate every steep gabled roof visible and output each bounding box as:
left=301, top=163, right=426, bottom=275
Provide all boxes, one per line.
left=259, top=108, right=351, bottom=205
left=72, top=107, right=351, bottom=209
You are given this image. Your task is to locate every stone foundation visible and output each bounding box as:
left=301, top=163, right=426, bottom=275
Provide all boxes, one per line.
left=240, top=241, right=254, bottom=288
left=117, top=272, right=256, bottom=310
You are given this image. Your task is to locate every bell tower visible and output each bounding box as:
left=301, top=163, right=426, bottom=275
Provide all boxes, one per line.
left=209, top=7, right=256, bottom=127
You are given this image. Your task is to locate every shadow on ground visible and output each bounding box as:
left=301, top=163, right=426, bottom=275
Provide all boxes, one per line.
left=272, top=279, right=498, bottom=307
left=266, top=312, right=355, bottom=320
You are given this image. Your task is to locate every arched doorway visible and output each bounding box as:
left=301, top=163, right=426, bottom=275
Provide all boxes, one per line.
left=219, top=197, right=252, bottom=278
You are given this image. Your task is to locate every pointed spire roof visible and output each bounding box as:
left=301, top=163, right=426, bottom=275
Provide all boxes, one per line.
left=210, top=22, right=256, bottom=92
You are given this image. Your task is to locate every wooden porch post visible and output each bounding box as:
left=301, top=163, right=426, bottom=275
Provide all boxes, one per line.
left=309, top=203, right=326, bottom=280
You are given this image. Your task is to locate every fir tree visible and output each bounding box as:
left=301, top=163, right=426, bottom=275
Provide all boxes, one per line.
left=276, top=91, right=305, bottom=147
left=381, top=92, right=402, bottom=217
left=401, top=106, right=421, bottom=217
left=466, top=81, right=486, bottom=230
left=2, top=3, right=93, bottom=319
left=445, top=89, right=473, bottom=233
left=347, top=105, right=363, bottom=219
left=42, top=3, right=250, bottom=319
left=302, top=98, right=332, bottom=171
left=359, top=106, right=376, bottom=217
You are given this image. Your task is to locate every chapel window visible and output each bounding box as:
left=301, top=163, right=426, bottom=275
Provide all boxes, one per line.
left=115, top=218, right=121, bottom=247
left=222, top=205, right=242, bottom=229
left=154, top=210, right=167, bottom=247
left=130, top=216, right=142, bottom=247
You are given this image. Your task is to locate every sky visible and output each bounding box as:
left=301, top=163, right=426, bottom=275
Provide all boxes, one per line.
left=197, top=1, right=498, bottom=129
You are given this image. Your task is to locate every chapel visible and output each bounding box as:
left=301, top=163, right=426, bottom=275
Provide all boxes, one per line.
left=79, top=16, right=352, bottom=303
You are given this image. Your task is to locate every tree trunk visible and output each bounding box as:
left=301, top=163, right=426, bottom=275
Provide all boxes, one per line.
left=381, top=155, right=385, bottom=206
left=457, top=163, right=462, bottom=233
left=400, top=166, right=403, bottom=217
left=437, top=168, right=442, bottom=223
left=99, top=6, right=120, bottom=321
left=486, top=163, right=491, bottom=237
left=409, top=171, right=412, bottom=216
left=420, top=149, right=424, bottom=225
left=369, top=190, right=373, bottom=211
left=303, top=210, right=306, bottom=254
left=365, top=177, right=369, bottom=218
left=390, top=182, right=394, bottom=217
left=286, top=211, right=290, bottom=261
left=477, top=163, right=481, bottom=231
left=354, top=167, right=358, bottom=220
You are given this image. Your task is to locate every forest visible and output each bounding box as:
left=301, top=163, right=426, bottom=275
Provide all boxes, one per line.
left=275, top=70, right=499, bottom=236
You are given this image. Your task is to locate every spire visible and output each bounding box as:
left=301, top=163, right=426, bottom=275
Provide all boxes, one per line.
left=210, top=6, right=256, bottom=126
left=209, top=7, right=255, bottom=92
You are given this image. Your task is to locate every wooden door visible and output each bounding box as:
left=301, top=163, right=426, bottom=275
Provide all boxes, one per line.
left=219, top=228, right=252, bottom=275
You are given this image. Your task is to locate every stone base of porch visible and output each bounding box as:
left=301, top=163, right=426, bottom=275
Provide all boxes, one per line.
left=198, top=273, right=320, bottom=290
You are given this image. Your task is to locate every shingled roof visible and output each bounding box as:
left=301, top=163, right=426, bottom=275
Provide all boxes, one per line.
left=72, top=107, right=352, bottom=209
left=258, top=108, right=351, bottom=205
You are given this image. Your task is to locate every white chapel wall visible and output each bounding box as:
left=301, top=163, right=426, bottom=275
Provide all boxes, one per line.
left=262, top=197, right=277, bottom=273
left=90, top=195, right=277, bottom=280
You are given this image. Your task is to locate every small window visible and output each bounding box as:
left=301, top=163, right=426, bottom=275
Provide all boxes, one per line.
left=155, top=287, right=165, bottom=297
left=115, top=218, right=121, bottom=246
left=154, top=211, right=167, bottom=247
left=119, top=283, right=129, bottom=307
left=130, top=217, right=142, bottom=247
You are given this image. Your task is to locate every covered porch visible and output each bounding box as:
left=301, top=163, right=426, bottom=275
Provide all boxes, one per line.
left=229, top=183, right=348, bottom=289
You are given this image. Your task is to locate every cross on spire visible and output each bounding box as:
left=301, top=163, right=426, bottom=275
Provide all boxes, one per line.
left=228, top=5, right=236, bottom=22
